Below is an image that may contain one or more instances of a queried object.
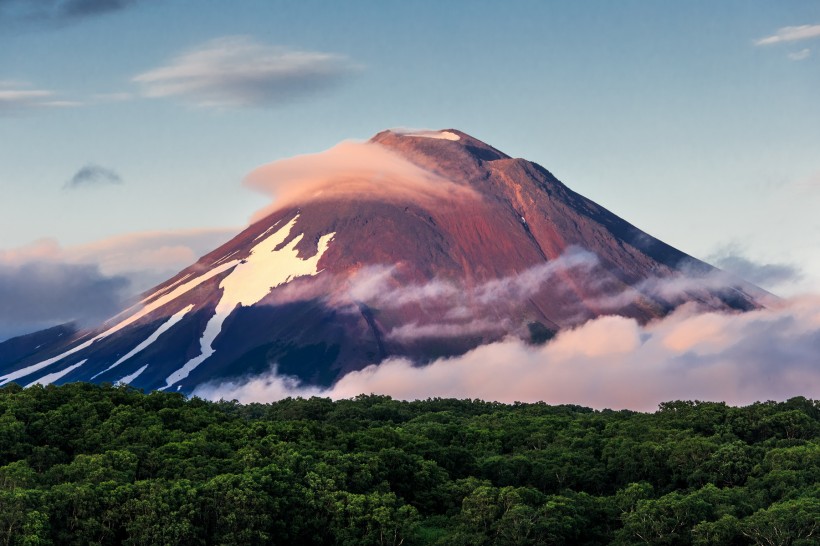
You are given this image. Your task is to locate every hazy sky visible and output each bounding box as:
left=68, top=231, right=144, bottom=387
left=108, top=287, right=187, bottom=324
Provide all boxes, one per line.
left=2, top=0, right=819, bottom=296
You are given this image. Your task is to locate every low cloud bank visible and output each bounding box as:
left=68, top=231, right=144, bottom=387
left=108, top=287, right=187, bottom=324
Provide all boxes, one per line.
left=194, top=297, right=820, bottom=411
left=0, top=260, right=128, bottom=341
left=338, top=248, right=600, bottom=340
left=338, top=249, right=769, bottom=342
left=346, top=248, right=598, bottom=312
left=0, top=227, right=234, bottom=340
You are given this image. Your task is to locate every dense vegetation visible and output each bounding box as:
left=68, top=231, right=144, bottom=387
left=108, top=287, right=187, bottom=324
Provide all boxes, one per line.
left=0, top=384, right=817, bottom=545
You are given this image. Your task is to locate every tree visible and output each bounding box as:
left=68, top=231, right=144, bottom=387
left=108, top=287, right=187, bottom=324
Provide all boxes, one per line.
left=739, top=496, right=819, bottom=546
left=617, top=490, right=713, bottom=545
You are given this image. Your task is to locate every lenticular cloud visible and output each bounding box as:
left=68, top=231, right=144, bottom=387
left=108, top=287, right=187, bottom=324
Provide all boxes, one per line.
left=193, top=296, right=820, bottom=411
left=244, top=139, right=479, bottom=220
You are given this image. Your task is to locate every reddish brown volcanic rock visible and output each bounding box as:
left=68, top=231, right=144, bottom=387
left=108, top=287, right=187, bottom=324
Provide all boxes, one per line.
left=0, top=129, right=764, bottom=393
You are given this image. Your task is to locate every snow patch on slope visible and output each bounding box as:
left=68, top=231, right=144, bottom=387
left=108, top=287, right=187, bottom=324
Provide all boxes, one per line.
left=0, top=259, right=240, bottom=386
left=141, top=273, right=192, bottom=304
left=253, top=218, right=282, bottom=241
left=213, top=250, right=240, bottom=265
left=91, top=304, right=194, bottom=379
left=25, top=360, right=86, bottom=387
left=403, top=130, right=460, bottom=141
left=163, top=215, right=335, bottom=389
left=0, top=337, right=97, bottom=386
left=117, top=364, right=148, bottom=385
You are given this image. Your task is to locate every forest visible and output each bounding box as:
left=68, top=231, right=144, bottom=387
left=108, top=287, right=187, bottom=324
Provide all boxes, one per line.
left=0, top=383, right=817, bottom=545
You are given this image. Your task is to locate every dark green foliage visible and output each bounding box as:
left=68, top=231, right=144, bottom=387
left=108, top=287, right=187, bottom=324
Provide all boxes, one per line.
left=0, top=384, right=817, bottom=545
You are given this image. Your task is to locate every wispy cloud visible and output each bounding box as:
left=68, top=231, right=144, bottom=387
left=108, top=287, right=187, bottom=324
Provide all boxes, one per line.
left=92, top=92, right=133, bottom=102
left=386, top=318, right=510, bottom=342
left=338, top=248, right=765, bottom=342
left=133, top=36, right=361, bottom=108
left=65, top=164, right=122, bottom=189
left=756, top=24, right=820, bottom=45
left=55, top=0, right=139, bottom=18
left=787, top=48, right=811, bottom=61
left=0, top=0, right=143, bottom=24
left=0, top=83, right=79, bottom=114
left=707, top=244, right=801, bottom=290
left=340, top=249, right=601, bottom=339
left=194, top=297, right=820, bottom=412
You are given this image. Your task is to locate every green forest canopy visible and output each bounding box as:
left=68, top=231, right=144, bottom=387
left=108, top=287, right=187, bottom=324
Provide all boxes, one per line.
left=0, top=383, right=818, bottom=545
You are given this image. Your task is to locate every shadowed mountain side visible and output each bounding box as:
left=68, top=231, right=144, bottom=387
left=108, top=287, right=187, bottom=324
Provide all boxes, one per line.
left=0, top=324, right=76, bottom=365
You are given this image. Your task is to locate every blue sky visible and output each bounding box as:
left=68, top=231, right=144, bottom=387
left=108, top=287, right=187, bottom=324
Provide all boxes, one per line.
left=1, top=0, right=819, bottom=301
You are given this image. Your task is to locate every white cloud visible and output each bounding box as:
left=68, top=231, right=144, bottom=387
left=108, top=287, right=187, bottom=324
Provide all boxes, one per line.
left=339, top=249, right=768, bottom=341
left=0, top=89, right=51, bottom=100
left=92, top=92, right=133, bottom=102
left=386, top=318, right=509, bottom=342
left=194, top=297, right=820, bottom=412
left=244, top=139, right=479, bottom=221
left=133, top=36, right=361, bottom=108
left=788, top=48, right=811, bottom=61
left=707, top=244, right=801, bottom=290
left=0, top=84, right=80, bottom=114
left=756, top=25, right=820, bottom=46
left=328, top=248, right=602, bottom=342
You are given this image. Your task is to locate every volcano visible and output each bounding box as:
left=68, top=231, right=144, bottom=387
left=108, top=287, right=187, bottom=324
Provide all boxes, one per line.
left=0, top=129, right=765, bottom=393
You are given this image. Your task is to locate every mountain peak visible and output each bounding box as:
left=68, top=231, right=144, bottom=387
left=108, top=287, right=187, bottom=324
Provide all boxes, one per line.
left=371, top=128, right=510, bottom=163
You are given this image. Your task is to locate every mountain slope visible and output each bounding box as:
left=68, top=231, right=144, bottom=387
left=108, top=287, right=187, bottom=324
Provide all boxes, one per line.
left=0, top=129, right=765, bottom=393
